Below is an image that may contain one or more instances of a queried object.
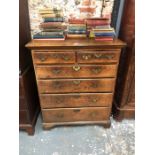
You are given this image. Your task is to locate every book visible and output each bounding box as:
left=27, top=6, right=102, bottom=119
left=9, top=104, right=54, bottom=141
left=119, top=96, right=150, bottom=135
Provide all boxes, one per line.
left=33, top=38, right=65, bottom=41
left=67, top=34, right=87, bottom=39
left=41, top=29, right=65, bottom=32
left=68, top=30, right=86, bottom=34
left=33, top=32, right=65, bottom=39
left=94, top=33, right=115, bottom=37
left=87, top=21, right=111, bottom=26
left=41, top=13, right=63, bottom=18
left=40, top=31, right=64, bottom=36
left=40, top=22, right=65, bottom=29
left=43, top=17, right=64, bottom=22
left=68, top=19, right=85, bottom=24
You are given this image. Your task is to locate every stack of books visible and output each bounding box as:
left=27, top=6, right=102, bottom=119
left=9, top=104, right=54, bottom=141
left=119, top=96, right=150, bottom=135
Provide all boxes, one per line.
left=86, top=17, right=115, bottom=41
left=33, top=8, right=66, bottom=40
left=67, top=19, right=87, bottom=39
left=93, top=27, right=115, bottom=41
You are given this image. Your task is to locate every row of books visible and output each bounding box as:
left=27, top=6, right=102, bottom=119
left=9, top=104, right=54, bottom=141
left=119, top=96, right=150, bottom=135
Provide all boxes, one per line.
left=33, top=8, right=66, bottom=40
left=33, top=8, right=115, bottom=41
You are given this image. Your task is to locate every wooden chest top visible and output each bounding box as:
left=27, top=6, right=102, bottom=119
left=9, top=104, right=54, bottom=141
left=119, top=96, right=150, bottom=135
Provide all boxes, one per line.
left=25, top=39, right=126, bottom=49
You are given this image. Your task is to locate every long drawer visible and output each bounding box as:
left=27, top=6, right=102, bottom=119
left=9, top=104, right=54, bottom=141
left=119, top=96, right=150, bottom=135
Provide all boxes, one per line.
left=42, top=107, right=111, bottom=123
left=32, top=51, right=75, bottom=64
left=77, top=50, right=120, bottom=64
left=35, top=64, right=117, bottom=79
left=38, top=78, right=115, bottom=93
left=40, top=93, right=113, bottom=108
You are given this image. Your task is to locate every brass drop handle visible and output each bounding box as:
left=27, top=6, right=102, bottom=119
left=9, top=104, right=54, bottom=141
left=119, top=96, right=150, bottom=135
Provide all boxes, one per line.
left=73, top=80, right=81, bottom=85
left=73, top=65, right=81, bottom=71
left=92, top=68, right=102, bottom=74
left=52, top=69, right=61, bottom=74
left=94, top=53, right=102, bottom=58
left=62, top=55, right=70, bottom=61
left=92, top=98, right=98, bottom=103
left=40, top=56, right=47, bottom=62
left=82, top=55, right=91, bottom=60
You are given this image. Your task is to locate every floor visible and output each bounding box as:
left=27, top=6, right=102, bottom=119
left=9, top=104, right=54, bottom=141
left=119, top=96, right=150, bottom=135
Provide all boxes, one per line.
left=19, top=114, right=135, bottom=155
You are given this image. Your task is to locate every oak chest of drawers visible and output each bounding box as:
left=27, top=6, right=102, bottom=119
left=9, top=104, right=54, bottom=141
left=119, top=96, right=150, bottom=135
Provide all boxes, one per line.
left=26, top=39, right=126, bottom=129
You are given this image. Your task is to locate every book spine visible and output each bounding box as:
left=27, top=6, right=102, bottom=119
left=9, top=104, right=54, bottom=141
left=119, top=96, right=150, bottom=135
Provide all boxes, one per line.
left=68, top=30, right=86, bottom=34
left=67, top=34, right=86, bottom=38
left=95, top=33, right=115, bottom=37
left=41, top=32, right=64, bottom=35
left=33, top=34, right=64, bottom=39
left=43, top=18, right=64, bottom=22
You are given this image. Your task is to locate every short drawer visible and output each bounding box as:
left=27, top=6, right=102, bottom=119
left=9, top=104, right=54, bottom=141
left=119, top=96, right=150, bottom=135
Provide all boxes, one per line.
left=32, top=51, right=75, bottom=64
left=77, top=50, right=120, bottom=63
left=40, top=93, right=113, bottom=108
left=35, top=64, right=117, bottom=79
left=42, top=107, right=111, bottom=123
left=38, top=78, right=115, bottom=93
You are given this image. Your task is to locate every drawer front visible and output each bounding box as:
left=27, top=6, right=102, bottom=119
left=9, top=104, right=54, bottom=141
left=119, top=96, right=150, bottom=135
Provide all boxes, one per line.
left=42, top=107, right=111, bottom=123
left=77, top=51, right=120, bottom=63
left=19, top=110, right=28, bottom=124
left=19, top=97, right=27, bottom=110
left=40, top=93, right=113, bottom=108
left=38, top=79, right=115, bottom=93
left=35, top=64, right=117, bottom=79
left=32, top=52, right=75, bottom=64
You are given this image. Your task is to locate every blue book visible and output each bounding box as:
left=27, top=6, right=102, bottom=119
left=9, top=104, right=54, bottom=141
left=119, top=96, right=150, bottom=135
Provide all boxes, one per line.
left=44, top=17, right=64, bottom=22
left=33, top=33, right=64, bottom=39
left=68, top=30, right=86, bottom=34
left=95, top=33, right=115, bottom=37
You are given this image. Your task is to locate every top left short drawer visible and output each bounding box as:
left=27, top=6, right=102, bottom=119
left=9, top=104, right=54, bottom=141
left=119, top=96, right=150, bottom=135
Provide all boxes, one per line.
left=32, top=51, right=76, bottom=64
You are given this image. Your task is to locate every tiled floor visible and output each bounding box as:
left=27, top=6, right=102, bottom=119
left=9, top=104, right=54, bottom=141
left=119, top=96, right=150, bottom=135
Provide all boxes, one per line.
left=19, top=114, right=135, bottom=155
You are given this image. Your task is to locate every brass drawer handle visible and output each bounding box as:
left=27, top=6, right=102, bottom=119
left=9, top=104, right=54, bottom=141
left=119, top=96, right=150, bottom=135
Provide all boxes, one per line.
left=52, top=69, right=61, bottom=74
left=73, top=65, right=81, bottom=71
left=91, top=68, right=102, bottom=74
left=94, top=53, right=102, bottom=58
left=82, top=55, right=91, bottom=60
left=62, top=55, right=70, bottom=61
left=92, top=98, right=98, bottom=103
left=73, top=109, right=81, bottom=112
left=73, top=80, right=81, bottom=85
left=39, top=56, right=47, bottom=62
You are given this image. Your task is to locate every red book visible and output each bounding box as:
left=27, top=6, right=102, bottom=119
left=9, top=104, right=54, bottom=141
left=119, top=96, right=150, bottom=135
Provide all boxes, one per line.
left=40, top=22, right=65, bottom=29
left=87, top=20, right=110, bottom=26
left=68, top=19, right=85, bottom=24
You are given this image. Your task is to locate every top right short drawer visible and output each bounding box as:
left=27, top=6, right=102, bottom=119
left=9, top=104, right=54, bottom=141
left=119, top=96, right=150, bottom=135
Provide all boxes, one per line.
left=77, top=50, right=120, bottom=64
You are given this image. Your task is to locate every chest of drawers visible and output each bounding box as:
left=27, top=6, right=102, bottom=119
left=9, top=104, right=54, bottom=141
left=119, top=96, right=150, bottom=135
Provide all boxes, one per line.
left=26, top=39, right=126, bottom=129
